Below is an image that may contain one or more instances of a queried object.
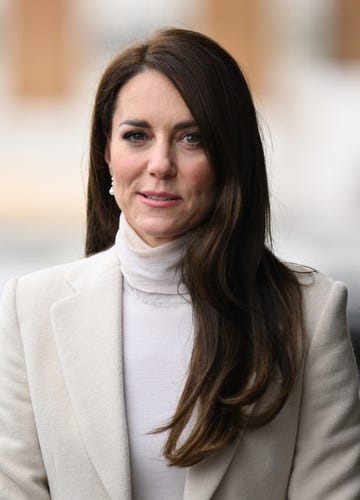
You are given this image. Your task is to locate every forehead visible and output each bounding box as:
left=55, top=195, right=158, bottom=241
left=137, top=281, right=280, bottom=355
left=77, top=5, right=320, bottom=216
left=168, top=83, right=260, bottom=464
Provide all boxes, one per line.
left=113, top=69, right=193, bottom=121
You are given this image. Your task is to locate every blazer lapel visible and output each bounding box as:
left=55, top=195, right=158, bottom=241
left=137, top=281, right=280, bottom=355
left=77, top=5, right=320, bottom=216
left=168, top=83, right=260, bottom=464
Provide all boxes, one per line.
left=51, top=253, right=131, bottom=500
left=183, top=373, right=296, bottom=500
left=184, top=438, right=241, bottom=500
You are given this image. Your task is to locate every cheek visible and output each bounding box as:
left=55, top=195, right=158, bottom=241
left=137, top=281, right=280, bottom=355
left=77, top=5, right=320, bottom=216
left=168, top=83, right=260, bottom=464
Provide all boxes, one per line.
left=189, top=162, right=216, bottom=197
left=111, top=155, right=136, bottom=183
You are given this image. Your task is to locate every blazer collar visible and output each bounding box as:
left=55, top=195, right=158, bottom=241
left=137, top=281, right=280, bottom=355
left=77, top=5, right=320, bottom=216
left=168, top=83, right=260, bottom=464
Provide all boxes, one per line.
left=51, top=248, right=131, bottom=500
left=49, top=247, right=243, bottom=499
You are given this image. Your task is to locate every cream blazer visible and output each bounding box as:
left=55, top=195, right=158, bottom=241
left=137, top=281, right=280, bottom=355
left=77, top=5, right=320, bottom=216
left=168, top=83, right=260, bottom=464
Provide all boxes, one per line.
left=0, top=247, right=359, bottom=500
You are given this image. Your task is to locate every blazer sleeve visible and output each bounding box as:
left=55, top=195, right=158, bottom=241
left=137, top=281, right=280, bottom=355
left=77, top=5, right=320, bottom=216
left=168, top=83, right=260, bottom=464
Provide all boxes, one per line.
left=288, top=281, right=360, bottom=499
left=0, top=279, right=50, bottom=500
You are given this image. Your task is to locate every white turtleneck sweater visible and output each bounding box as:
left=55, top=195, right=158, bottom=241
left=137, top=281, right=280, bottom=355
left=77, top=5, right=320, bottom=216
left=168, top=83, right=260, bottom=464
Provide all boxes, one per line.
left=115, top=214, right=193, bottom=500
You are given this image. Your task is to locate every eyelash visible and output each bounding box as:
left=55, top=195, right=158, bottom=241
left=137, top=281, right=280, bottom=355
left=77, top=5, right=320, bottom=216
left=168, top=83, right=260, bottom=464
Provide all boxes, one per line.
left=181, top=132, right=202, bottom=146
left=122, top=131, right=146, bottom=142
left=121, top=130, right=202, bottom=147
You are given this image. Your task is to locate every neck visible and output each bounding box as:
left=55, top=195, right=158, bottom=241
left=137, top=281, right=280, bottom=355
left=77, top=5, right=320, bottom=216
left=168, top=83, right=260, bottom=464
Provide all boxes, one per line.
left=114, top=213, right=188, bottom=295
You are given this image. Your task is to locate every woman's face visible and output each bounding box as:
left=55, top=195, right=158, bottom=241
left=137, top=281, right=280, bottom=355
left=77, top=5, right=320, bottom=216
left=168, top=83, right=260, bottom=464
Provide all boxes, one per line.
left=105, top=70, right=216, bottom=246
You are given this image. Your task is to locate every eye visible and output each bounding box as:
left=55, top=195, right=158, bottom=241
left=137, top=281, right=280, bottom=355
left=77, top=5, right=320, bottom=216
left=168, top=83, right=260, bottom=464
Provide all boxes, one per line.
left=122, top=130, right=147, bottom=143
left=182, top=132, right=202, bottom=147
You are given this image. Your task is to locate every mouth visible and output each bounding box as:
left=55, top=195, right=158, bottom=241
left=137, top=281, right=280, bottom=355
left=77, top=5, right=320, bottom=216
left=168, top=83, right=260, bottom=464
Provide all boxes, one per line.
left=138, top=190, right=182, bottom=208
left=139, top=191, right=181, bottom=201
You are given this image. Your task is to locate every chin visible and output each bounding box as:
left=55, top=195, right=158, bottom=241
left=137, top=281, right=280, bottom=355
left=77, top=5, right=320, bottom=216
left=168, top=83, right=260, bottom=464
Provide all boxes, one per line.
left=139, top=225, right=185, bottom=246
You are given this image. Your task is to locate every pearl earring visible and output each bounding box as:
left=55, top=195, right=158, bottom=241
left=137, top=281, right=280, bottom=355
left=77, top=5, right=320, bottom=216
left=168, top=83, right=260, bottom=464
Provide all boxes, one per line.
left=109, top=176, right=114, bottom=195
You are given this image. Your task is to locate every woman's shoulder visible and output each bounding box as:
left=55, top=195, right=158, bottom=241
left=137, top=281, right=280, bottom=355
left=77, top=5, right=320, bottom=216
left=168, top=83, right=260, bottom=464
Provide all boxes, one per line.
left=288, top=262, right=346, bottom=299
left=287, top=262, right=348, bottom=339
left=3, top=246, right=119, bottom=300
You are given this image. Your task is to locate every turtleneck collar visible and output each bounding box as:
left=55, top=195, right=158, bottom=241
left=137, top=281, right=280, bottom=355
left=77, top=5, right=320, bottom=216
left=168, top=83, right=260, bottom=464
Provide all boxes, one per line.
left=114, top=213, right=188, bottom=295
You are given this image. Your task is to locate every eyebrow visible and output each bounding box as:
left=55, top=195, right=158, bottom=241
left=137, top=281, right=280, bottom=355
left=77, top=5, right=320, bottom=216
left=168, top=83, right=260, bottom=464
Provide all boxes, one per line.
left=119, top=119, right=198, bottom=130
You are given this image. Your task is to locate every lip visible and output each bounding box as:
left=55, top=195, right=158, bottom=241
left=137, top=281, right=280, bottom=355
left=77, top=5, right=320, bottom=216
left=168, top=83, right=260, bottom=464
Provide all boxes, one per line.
left=138, top=190, right=182, bottom=207
left=140, top=190, right=181, bottom=199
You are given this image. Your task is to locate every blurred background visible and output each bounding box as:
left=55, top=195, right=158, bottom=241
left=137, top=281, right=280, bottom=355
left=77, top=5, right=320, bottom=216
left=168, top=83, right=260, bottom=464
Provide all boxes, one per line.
left=0, top=0, right=359, bottom=351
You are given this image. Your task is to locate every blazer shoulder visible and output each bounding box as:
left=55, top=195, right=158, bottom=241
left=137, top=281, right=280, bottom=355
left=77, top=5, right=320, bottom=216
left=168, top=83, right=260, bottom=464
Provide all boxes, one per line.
left=12, top=246, right=119, bottom=298
left=287, top=262, right=346, bottom=303
left=298, top=268, right=346, bottom=307
left=289, top=265, right=348, bottom=345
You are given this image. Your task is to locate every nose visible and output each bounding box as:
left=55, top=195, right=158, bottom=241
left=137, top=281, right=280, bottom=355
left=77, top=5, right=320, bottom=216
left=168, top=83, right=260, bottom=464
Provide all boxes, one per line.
left=147, top=141, right=176, bottom=178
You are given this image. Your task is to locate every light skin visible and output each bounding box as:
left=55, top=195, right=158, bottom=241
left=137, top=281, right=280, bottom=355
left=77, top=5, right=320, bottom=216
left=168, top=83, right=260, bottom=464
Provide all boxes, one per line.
left=105, top=69, right=216, bottom=247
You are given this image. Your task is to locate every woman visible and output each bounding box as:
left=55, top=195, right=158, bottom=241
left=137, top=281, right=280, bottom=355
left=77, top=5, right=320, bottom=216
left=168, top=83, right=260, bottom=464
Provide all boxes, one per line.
left=0, top=28, right=359, bottom=500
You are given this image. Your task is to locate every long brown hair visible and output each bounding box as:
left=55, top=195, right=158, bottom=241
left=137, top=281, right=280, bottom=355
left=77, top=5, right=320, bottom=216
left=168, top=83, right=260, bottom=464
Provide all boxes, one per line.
left=86, top=28, right=304, bottom=467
